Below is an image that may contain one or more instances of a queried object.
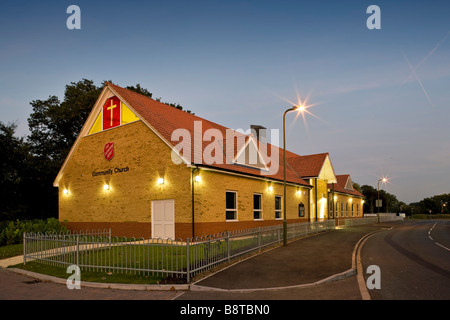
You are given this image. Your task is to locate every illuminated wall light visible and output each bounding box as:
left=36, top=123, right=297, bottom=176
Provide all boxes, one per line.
left=349, top=198, right=353, bottom=203
left=195, top=175, right=201, bottom=182
left=63, top=189, right=69, bottom=195
left=297, top=190, right=301, bottom=196
left=268, top=186, right=273, bottom=192
left=334, top=196, right=338, bottom=201
left=157, top=178, right=164, bottom=185
left=319, top=197, right=326, bottom=219
left=104, top=184, right=110, bottom=191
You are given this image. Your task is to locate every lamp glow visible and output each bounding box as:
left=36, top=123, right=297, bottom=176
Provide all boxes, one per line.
left=296, top=105, right=306, bottom=112
left=268, top=186, right=273, bottom=192
left=195, top=175, right=201, bottom=182
left=157, top=178, right=164, bottom=185
left=63, top=189, right=69, bottom=195
left=104, top=184, right=110, bottom=190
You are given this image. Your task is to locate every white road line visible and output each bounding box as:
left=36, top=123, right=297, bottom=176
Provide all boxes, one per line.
left=435, top=242, right=450, bottom=252
left=427, top=222, right=450, bottom=252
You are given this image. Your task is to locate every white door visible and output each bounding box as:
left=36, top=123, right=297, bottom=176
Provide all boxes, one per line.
left=151, top=199, right=175, bottom=239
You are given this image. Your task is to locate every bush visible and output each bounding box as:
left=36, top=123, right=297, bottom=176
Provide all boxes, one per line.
left=0, top=218, right=67, bottom=246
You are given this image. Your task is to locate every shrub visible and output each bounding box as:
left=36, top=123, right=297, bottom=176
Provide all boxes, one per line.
left=0, top=218, right=67, bottom=246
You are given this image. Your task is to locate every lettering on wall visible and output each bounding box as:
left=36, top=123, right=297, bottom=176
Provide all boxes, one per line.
left=92, top=166, right=130, bottom=177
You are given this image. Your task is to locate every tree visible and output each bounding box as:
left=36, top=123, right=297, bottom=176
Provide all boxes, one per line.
left=28, top=79, right=102, bottom=168
left=0, top=122, right=37, bottom=220
left=409, top=194, right=450, bottom=215
left=360, top=184, right=405, bottom=214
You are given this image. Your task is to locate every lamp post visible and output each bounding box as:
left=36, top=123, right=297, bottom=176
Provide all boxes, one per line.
left=377, top=177, right=387, bottom=222
left=283, top=105, right=305, bottom=246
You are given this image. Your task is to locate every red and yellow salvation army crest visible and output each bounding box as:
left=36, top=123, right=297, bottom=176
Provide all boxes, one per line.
left=104, top=142, right=115, bottom=161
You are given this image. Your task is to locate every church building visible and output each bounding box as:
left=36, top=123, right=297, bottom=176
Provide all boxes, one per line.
left=54, top=82, right=364, bottom=239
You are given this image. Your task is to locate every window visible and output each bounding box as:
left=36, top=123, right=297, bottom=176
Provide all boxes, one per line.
left=357, top=204, right=360, bottom=216
left=275, top=195, right=282, bottom=219
left=341, top=203, right=344, bottom=217
left=226, top=191, right=237, bottom=220
left=253, top=193, right=263, bottom=220
left=346, top=203, right=348, bottom=216
left=298, top=202, right=305, bottom=217
left=352, top=203, right=355, bottom=216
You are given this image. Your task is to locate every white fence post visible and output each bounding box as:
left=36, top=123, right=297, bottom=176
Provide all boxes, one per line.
left=186, top=238, right=190, bottom=283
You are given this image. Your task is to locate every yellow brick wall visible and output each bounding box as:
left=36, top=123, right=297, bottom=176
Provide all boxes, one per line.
left=193, top=168, right=310, bottom=224
left=330, top=193, right=364, bottom=219
left=58, top=119, right=326, bottom=238
left=307, top=178, right=331, bottom=221
left=58, top=120, right=192, bottom=226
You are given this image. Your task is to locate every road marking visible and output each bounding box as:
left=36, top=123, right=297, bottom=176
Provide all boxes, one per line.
left=428, top=223, right=436, bottom=241
left=427, top=222, right=450, bottom=251
left=435, top=242, right=450, bottom=252
left=354, top=230, right=383, bottom=300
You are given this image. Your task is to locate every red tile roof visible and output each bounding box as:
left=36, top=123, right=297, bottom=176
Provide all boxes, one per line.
left=107, top=82, right=311, bottom=187
left=286, top=152, right=329, bottom=178
left=328, top=174, right=364, bottom=197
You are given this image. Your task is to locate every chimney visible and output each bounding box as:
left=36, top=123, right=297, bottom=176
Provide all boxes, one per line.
left=250, top=125, right=267, bottom=144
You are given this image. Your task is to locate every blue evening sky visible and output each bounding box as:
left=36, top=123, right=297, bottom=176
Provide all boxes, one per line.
left=1, top=0, right=449, bottom=204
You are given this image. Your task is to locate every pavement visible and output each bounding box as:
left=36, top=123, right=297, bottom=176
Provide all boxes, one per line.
left=0, top=221, right=403, bottom=300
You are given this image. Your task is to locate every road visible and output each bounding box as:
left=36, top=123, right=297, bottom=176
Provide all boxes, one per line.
left=361, top=220, right=450, bottom=300
left=1, top=220, right=448, bottom=302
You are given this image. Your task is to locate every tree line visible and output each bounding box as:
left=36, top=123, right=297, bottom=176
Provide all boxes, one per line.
left=355, top=184, right=449, bottom=216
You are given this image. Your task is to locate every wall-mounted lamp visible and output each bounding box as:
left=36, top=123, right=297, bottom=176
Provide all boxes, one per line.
left=195, top=175, right=201, bottom=183
left=63, top=189, right=69, bottom=195
left=268, top=186, right=273, bottom=192
left=104, top=184, right=110, bottom=191
left=157, top=178, right=164, bottom=185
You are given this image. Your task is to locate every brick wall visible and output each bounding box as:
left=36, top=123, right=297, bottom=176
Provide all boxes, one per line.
left=59, top=120, right=318, bottom=239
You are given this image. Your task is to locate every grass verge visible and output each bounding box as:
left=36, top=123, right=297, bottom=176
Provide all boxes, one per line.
left=9, top=261, right=177, bottom=285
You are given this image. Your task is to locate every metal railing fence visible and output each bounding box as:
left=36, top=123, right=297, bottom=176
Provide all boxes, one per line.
left=23, top=220, right=336, bottom=282
left=344, top=216, right=379, bottom=227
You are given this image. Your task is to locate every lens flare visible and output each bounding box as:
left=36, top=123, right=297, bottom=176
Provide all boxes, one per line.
left=281, top=91, right=321, bottom=139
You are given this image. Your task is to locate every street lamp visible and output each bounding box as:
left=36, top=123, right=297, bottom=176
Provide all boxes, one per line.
left=283, top=105, right=305, bottom=246
left=377, top=177, right=387, bottom=214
